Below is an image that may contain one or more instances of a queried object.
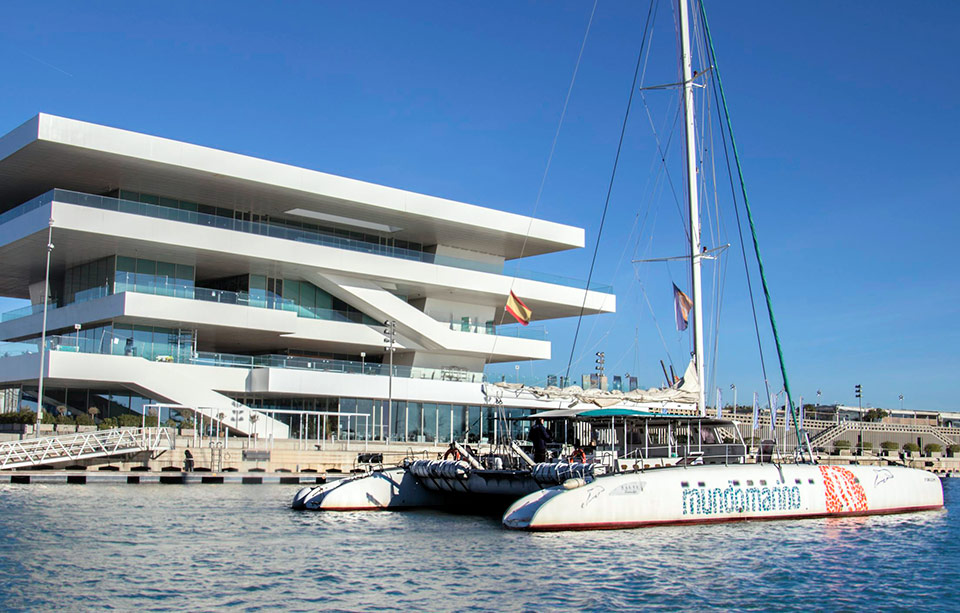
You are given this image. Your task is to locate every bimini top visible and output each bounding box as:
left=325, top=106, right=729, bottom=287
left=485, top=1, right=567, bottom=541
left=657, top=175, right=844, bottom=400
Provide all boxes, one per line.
left=0, top=113, right=584, bottom=260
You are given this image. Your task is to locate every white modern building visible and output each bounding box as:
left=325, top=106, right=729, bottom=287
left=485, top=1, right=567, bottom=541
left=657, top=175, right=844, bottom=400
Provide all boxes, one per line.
left=0, top=114, right=615, bottom=442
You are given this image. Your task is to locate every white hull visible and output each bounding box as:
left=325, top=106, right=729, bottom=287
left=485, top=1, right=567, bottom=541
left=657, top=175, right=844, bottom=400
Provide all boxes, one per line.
left=293, top=468, right=445, bottom=511
left=292, top=461, right=597, bottom=511
left=502, top=464, right=944, bottom=531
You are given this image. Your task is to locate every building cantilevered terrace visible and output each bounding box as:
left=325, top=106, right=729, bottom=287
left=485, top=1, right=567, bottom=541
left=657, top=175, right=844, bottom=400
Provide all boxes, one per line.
left=0, top=114, right=615, bottom=442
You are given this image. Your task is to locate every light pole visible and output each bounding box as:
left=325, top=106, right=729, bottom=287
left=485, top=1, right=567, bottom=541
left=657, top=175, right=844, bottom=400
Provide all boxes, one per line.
left=899, top=394, right=904, bottom=412
left=855, top=383, right=863, bottom=454
left=730, top=383, right=737, bottom=418
left=360, top=351, right=366, bottom=374
left=74, top=323, right=81, bottom=348
left=35, top=218, right=54, bottom=438
left=383, top=321, right=396, bottom=442
left=515, top=364, right=520, bottom=384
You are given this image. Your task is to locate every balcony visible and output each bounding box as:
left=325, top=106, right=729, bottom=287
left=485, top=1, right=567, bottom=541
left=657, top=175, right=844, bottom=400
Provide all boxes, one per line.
left=0, top=273, right=548, bottom=341
left=0, top=189, right=613, bottom=293
left=0, top=335, right=485, bottom=383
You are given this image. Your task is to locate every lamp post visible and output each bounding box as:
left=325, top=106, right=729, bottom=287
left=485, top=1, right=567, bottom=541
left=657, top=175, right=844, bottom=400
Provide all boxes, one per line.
left=74, top=323, right=81, bottom=348
left=360, top=351, right=366, bottom=374
left=730, top=383, right=737, bottom=418
left=383, top=321, right=396, bottom=442
left=899, top=394, right=904, bottom=412
left=35, top=219, right=54, bottom=438
left=515, top=364, right=520, bottom=384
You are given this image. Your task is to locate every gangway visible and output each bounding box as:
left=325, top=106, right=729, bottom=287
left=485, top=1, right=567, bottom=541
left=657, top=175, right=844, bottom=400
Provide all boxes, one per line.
left=0, top=428, right=175, bottom=470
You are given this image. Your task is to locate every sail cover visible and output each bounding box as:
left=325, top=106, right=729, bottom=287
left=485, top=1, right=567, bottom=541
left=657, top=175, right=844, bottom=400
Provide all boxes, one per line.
left=490, top=358, right=700, bottom=408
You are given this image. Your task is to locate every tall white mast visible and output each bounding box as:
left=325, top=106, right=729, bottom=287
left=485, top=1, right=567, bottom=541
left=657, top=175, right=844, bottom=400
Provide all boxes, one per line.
left=678, top=0, right=707, bottom=415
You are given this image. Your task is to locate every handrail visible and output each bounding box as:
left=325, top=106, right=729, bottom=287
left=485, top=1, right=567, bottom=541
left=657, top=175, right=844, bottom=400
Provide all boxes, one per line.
left=0, top=427, right=175, bottom=469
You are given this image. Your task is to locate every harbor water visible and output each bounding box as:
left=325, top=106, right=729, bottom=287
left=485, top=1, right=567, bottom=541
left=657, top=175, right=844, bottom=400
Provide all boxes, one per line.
left=0, top=479, right=956, bottom=611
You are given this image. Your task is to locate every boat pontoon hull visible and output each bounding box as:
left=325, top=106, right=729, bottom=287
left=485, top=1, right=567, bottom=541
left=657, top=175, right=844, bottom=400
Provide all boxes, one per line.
left=502, top=464, right=944, bottom=531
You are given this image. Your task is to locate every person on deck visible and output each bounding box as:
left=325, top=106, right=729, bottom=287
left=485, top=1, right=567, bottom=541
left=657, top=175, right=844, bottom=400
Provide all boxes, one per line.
left=529, top=418, right=552, bottom=463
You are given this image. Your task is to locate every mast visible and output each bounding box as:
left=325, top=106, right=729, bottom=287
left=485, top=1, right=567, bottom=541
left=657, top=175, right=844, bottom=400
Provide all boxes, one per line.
left=678, top=0, right=706, bottom=415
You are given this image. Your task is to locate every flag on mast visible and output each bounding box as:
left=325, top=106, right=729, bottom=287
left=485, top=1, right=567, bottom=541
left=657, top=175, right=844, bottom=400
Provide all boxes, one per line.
left=505, top=291, right=532, bottom=326
left=673, top=284, right=693, bottom=331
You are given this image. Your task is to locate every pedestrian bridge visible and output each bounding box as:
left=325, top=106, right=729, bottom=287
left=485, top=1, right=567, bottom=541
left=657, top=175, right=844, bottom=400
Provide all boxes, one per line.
left=0, top=428, right=174, bottom=470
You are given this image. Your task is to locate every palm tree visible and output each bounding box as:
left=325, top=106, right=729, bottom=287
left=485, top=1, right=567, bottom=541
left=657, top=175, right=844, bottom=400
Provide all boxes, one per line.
left=87, top=406, right=100, bottom=423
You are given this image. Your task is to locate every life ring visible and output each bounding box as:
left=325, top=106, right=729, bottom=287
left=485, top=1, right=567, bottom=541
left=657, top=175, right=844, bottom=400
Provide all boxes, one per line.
left=569, top=448, right=587, bottom=463
left=443, top=447, right=462, bottom=461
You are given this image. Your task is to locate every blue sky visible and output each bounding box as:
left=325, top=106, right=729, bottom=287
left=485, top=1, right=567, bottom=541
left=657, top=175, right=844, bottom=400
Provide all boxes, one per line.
left=1, top=1, right=957, bottom=411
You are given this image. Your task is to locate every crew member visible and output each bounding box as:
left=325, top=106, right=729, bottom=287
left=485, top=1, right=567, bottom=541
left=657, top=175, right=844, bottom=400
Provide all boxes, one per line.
left=529, top=418, right=552, bottom=463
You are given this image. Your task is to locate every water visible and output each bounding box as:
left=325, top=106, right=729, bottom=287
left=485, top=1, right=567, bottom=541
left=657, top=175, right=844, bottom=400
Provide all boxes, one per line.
left=0, top=479, right=956, bottom=611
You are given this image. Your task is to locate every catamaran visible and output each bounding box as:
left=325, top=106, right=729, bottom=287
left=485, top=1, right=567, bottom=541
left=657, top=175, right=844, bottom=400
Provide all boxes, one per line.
left=294, top=0, right=944, bottom=526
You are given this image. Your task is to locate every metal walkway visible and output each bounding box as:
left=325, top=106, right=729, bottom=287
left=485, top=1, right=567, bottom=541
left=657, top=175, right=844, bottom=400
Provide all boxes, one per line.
left=0, top=428, right=174, bottom=470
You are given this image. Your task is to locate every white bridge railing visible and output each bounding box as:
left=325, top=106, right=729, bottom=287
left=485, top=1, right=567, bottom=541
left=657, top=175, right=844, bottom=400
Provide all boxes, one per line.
left=0, top=428, right=175, bottom=470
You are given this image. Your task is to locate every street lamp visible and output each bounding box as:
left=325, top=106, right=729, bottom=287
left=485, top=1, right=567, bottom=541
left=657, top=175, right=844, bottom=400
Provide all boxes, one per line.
left=360, top=351, right=366, bottom=374
left=74, top=323, right=82, bottom=348
left=515, top=364, right=520, bottom=384
left=383, top=321, right=396, bottom=442
left=899, top=394, right=904, bottom=412
left=35, top=218, right=54, bottom=438
left=730, top=383, right=737, bottom=416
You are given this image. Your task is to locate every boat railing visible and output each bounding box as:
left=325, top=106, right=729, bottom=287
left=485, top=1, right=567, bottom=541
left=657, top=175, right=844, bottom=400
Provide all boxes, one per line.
left=618, top=442, right=748, bottom=468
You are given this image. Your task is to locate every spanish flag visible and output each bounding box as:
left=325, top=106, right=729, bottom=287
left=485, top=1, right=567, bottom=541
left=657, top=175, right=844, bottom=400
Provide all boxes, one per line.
left=505, top=291, right=532, bottom=326
left=673, top=283, right=693, bottom=331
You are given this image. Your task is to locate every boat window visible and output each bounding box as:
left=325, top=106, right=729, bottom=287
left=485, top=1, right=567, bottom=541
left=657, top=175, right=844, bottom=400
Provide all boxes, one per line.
left=731, top=480, right=740, bottom=486
left=760, top=480, right=767, bottom=486
left=808, top=479, right=815, bottom=484
left=681, top=481, right=690, bottom=488
left=795, top=479, right=802, bottom=484
left=746, top=480, right=754, bottom=486
left=697, top=481, right=705, bottom=487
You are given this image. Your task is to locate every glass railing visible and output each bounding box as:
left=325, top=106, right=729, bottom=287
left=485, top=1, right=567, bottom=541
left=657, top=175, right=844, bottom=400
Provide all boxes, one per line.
left=447, top=321, right=547, bottom=341
left=0, top=189, right=613, bottom=293
left=1, top=335, right=485, bottom=383
left=0, top=303, right=51, bottom=323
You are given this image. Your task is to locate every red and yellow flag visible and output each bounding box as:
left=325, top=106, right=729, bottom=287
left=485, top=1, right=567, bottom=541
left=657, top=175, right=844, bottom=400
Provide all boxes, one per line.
left=505, top=291, right=532, bottom=326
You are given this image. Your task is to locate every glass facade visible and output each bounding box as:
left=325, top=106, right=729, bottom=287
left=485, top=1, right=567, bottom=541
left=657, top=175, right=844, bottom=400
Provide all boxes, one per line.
left=237, top=395, right=532, bottom=444
left=63, top=256, right=115, bottom=305
left=60, top=322, right=194, bottom=363
left=115, top=256, right=195, bottom=298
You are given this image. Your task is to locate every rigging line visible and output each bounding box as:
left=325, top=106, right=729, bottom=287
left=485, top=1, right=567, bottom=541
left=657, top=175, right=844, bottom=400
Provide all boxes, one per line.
left=700, top=5, right=771, bottom=409
left=563, top=0, right=656, bottom=385
left=699, top=2, right=805, bottom=452
left=639, top=90, right=689, bottom=243
left=486, top=0, right=597, bottom=366
left=637, top=275, right=675, bottom=371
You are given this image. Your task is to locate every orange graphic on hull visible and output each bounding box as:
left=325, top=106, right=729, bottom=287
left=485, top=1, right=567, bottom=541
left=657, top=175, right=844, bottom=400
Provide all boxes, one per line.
left=819, top=465, right=868, bottom=513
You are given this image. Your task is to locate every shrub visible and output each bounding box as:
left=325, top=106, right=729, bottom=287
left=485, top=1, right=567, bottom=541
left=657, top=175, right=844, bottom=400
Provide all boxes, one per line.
left=903, top=442, right=920, bottom=453
left=0, top=409, right=37, bottom=424
left=98, top=417, right=118, bottom=430
left=117, top=414, right=144, bottom=427
left=75, top=414, right=95, bottom=426
left=949, top=444, right=960, bottom=454
left=881, top=441, right=899, bottom=451
left=923, top=443, right=942, bottom=454
left=860, top=441, right=873, bottom=451
left=833, top=440, right=851, bottom=450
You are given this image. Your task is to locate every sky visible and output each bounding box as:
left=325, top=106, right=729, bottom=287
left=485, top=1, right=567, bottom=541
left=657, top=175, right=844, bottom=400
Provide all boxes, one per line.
left=1, top=1, right=958, bottom=411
